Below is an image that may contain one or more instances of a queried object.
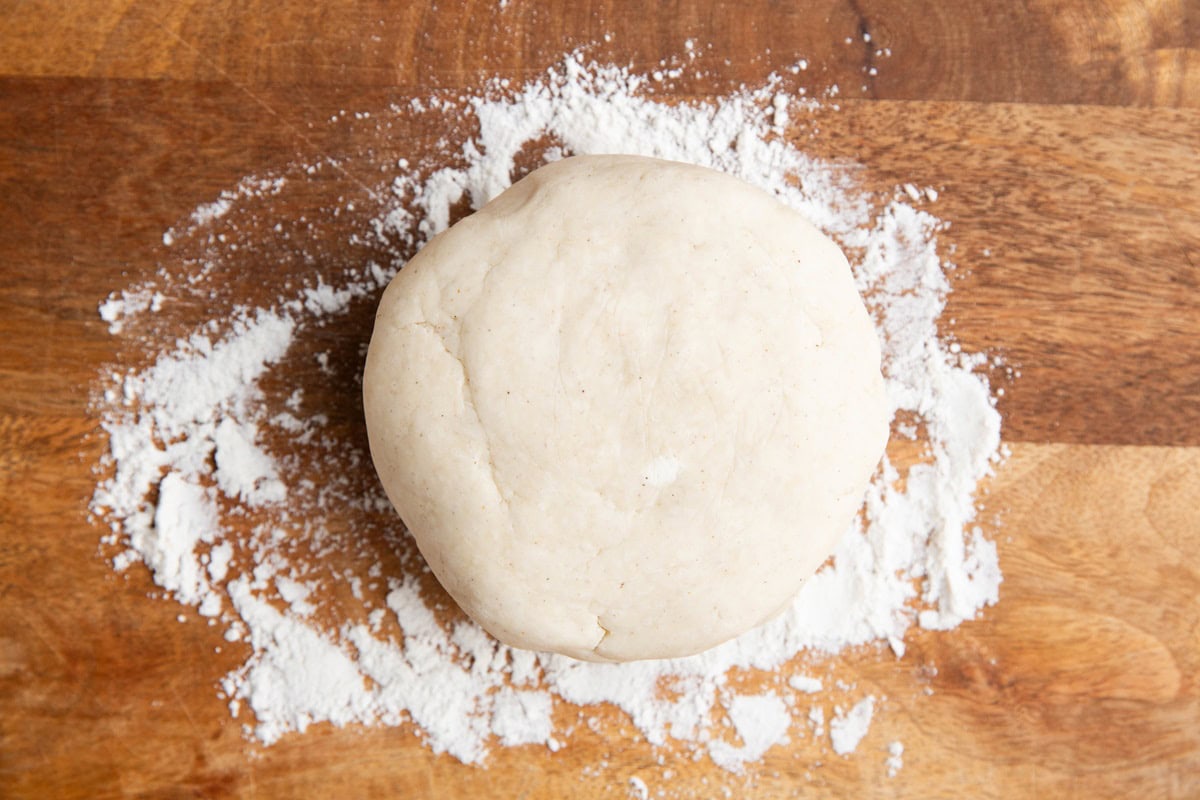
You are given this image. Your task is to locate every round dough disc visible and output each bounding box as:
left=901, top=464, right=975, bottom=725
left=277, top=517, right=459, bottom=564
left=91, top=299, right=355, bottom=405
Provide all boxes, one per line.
left=363, top=155, right=889, bottom=662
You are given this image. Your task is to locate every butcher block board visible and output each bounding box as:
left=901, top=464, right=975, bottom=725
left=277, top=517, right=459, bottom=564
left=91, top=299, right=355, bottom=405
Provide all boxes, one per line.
left=1, top=2, right=1199, bottom=798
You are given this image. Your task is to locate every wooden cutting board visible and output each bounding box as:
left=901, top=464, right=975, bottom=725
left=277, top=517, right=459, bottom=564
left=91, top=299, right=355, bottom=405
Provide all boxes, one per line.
left=1, top=2, right=1198, bottom=797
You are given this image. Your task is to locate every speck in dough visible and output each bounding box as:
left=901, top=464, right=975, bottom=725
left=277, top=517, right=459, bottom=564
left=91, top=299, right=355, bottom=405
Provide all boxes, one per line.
left=363, top=155, right=889, bottom=662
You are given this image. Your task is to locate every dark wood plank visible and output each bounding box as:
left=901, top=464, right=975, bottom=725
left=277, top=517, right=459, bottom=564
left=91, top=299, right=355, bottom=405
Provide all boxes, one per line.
left=1, top=78, right=1197, bottom=443
left=0, top=0, right=1197, bottom=106
left=796, top=100, right=1200, bottom=446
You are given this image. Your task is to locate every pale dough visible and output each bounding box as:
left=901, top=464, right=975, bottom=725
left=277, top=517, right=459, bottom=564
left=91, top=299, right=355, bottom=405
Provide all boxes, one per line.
left=363, top=155, right=889, bottom=662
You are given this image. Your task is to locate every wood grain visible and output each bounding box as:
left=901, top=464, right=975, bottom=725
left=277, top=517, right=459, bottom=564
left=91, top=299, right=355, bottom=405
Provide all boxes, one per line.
left=3, top=437, right=1197, bottom=798
left=2, top=1, right=1200, bottom=798
left=796, top=100, right=1200, bottom=446
left=0, top=0, right=1198, bottom=106
left=2, top=79, right=1196, bottom=443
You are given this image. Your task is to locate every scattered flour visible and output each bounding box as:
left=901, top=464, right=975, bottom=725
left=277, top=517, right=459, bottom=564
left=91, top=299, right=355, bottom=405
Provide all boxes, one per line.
left=887, top=740, right=905, bottom=777
left=807, top=706, right=825, bottom=738
left=89, top=50, right=1006, bottom=782
left=708, top=693, right=792, bottom=773
left=830, top=696, right=876, bottom=756
left=98, top=288, right=164, bottom=334
left=490, top=688, right=556, bottom=747
left=788, top=675, right=823, bottom=694
left=185, top=176, right=288, bottom=230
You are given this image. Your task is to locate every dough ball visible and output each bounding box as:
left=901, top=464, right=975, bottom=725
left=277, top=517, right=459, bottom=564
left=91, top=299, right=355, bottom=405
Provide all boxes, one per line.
left=363, top=155, right=888, bottom=662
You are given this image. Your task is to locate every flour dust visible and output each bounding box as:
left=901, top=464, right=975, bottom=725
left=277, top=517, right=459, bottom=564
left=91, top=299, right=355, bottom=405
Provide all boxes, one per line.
left=90, top=51, right=1006, bottom=784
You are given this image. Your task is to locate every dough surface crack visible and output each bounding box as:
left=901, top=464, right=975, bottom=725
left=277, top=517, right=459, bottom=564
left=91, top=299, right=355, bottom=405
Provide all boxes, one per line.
left=414, top=321, right=513, bottom=523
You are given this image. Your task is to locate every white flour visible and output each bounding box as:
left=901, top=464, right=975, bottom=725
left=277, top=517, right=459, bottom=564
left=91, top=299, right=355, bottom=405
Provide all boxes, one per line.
left=887, top=740, right=905, bottom=777
left=830, top=696, right=876, bottom=756
left=707, top=693, right=792, bottom=773
left=89, top=51, right=1005, bottom=781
